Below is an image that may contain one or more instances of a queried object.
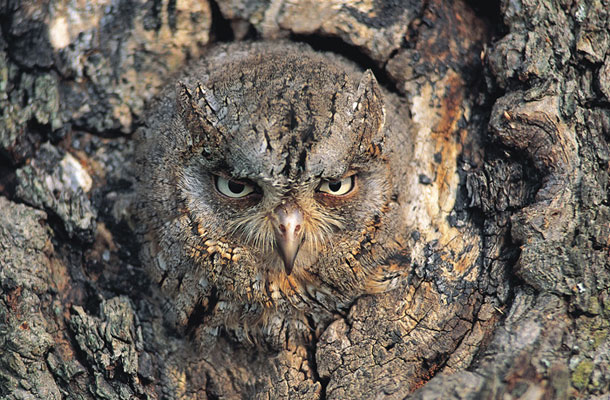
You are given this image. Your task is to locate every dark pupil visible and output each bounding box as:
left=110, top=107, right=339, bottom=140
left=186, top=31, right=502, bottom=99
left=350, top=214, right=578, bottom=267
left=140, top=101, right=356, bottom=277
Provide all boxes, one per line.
left=328, top=181, right=342, bottom=192
left=228, top=180, right=245, bottom=193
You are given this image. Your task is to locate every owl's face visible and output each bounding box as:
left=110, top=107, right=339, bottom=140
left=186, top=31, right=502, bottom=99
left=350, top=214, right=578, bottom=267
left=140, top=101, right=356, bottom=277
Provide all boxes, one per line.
left=183, top=159, right=387, bottom=276
left=170, top=48, right=391, bottom=305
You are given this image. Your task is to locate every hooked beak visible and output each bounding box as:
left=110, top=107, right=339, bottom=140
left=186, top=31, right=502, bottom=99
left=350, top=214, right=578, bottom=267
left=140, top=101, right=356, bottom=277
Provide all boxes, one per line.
left=272, top=202, right=304, bottom=275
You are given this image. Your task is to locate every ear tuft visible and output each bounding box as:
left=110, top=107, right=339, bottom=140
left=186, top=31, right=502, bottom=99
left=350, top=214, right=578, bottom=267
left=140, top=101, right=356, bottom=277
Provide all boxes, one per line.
left=351, top=70, right=386, bottom=157
left=177, top=82, right=225, bottom=151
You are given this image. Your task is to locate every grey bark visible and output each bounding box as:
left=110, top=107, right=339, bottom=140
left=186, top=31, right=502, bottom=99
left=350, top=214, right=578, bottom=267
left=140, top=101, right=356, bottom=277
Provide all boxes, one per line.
left=1, top=0, right=608, bottom=399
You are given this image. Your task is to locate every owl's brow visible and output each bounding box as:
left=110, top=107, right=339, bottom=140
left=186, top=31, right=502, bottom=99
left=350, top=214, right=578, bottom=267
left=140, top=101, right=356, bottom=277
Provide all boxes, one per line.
left=210, top=171, right=254, bottom=185
left=308, top=170, right=354, bottom=188
left=208, top=168, right=263, bottom=185
left=318, top=169, right=359, bottom=182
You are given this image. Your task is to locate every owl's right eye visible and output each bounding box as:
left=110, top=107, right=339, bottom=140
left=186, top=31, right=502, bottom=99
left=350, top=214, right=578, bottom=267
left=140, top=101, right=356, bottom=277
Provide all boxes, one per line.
left=215, top=176, right=256, bottom=198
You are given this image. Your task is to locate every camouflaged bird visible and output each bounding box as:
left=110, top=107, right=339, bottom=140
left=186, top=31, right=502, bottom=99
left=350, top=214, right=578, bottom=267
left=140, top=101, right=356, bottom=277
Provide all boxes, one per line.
left=136, top=41, right=413, bottom=348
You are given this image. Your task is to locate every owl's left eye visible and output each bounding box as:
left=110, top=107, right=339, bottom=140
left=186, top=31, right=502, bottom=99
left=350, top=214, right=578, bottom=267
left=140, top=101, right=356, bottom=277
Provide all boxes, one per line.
left=317, top=176, right=355, bottom=196
left=215, top=176, right=256, bottom=198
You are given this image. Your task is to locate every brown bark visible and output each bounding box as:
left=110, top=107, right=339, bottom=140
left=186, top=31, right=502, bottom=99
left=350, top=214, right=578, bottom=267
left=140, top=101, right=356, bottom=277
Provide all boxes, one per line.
left=1, top=0, right=608, bottom=399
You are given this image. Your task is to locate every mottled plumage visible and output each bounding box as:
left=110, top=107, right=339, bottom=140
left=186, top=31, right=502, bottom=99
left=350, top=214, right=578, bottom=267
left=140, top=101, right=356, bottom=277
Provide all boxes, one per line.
left=136, top=41, right=413, bottom=347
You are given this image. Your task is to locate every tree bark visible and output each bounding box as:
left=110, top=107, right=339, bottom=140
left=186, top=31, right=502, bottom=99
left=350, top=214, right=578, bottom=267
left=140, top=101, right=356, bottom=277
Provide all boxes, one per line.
left=1, top=0, right=608, bottom=399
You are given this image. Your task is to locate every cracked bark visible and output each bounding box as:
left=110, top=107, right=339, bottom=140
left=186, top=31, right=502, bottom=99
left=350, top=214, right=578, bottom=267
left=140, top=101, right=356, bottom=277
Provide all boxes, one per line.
left=1, top=0, right=609, bottom=399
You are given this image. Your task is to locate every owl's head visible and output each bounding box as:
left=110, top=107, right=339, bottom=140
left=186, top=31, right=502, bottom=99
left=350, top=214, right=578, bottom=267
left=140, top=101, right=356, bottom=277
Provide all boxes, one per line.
left=166, top=44, right=393, bottom=306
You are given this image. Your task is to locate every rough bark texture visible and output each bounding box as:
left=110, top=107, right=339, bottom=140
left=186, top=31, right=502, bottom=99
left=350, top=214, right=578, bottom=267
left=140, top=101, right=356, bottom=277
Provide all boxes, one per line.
left=0, top=0, right=608, bottom=399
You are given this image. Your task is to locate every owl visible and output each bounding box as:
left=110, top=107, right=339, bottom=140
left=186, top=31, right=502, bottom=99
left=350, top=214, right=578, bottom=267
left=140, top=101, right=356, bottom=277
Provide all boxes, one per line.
left=135, top=41, right=413, bottom=347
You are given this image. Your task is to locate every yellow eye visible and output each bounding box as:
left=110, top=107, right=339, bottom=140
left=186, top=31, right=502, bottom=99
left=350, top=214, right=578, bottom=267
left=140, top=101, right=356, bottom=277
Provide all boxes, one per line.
left=318, top=176, right=355, bottom=196
left=215, top=176, right=255, bottom=198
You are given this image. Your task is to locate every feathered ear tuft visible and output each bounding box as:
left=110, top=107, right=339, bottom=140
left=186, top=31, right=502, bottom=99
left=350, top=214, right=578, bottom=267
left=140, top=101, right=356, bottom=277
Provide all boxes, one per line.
left=177, top=81, right=226, bottom=154
left=350, top=70, right=386, bottom=158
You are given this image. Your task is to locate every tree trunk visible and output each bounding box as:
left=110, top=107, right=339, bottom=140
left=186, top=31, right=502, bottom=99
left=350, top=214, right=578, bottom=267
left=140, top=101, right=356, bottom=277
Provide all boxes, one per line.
left=1, top=0, right=608, bottom=399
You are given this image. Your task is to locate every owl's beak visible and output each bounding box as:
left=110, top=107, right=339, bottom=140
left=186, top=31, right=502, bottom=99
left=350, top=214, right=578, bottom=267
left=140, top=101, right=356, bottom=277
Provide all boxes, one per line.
left=272, top=202, right=304, bottom=275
